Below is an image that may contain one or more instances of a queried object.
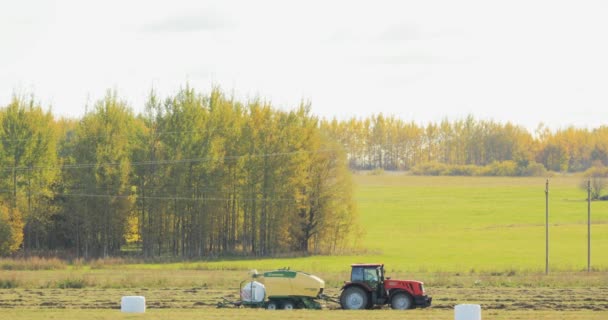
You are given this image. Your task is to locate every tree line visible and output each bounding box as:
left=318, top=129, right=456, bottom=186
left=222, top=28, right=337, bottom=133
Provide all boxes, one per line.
left=1, top=88, right=607, bottom=258
left=321, top=114, right=608, bottom=174
left=0, top=88, right=356, bottom=258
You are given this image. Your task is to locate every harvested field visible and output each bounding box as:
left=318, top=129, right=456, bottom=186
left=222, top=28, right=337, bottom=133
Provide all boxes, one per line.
left=1, top=309, right=607, bottom=320
left=0, top=287, right=606, bottom=311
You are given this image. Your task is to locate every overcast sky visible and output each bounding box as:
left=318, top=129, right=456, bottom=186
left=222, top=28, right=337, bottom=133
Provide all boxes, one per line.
left=1, top=0, right=607, bottom=130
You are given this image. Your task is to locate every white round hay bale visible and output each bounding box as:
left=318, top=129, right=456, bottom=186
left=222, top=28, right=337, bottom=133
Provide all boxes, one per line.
left=121, top=296, right=146, bottom=313
left=240, top=281, right=265, bottom=303
left=455, top=304, right=481, bottom=320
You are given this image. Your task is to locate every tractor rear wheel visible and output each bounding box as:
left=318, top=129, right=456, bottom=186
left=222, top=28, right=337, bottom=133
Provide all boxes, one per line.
left=391, top=292, right=413, bottom=310
left=340, top=286, right=368, bottom=310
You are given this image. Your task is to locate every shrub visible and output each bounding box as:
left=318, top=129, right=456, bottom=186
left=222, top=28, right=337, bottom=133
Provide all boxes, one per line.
left=369, top=167, right=385, bottom=175
left=411, top=160, right=548, bottom=177
left=0, top=278, right=18, bottom=288
left=519, top=161, right=548, bottom=177
left=57, top=278, right=88, bottom=289
left=89, top=257, right=142, bottom=269
left=581, top=164, right=608, bottom=200
left=480, top=161, right=518, bottom=176
left=443, top=165, right=481, bottom=176
left=411, top=162, right=448, bottom=176
left=582, top=165, right=608, bottom=177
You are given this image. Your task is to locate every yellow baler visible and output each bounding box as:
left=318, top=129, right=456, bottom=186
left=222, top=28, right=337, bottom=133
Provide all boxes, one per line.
left=241, top=269, right=325, bottom=309
left=261, top=270, right=324, bottom=298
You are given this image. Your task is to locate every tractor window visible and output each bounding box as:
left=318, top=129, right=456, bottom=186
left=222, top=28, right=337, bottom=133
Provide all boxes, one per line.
left=364, top=268, right=378, bottom=282
left=351, top=267, right=364, bottom=281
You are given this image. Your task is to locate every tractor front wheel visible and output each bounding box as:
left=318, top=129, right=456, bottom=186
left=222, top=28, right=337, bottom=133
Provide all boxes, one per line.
left=391, top=292, right=413, bottom=310
left=340, top=286, right=368, bottom=310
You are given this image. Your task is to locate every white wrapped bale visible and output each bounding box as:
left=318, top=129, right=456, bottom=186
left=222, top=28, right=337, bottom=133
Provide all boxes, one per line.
left=121, top=296, right=146, bottom=313
left=240, top=281, right=265, bottom=303
left=455, top=304, right=481, bottom=320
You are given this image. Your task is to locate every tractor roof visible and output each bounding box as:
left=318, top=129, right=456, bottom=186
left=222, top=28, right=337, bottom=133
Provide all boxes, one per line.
left=351, top=263, right=384, bottom=268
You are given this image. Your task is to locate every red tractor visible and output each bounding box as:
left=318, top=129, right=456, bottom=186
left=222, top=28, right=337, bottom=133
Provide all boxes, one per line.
left=339, top=263, right=431, bottom=310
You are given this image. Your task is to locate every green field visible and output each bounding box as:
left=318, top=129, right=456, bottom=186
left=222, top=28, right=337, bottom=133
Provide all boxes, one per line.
left=2, top=175, right=608, bottom=319
left=134, top=175, right=606, bottom=273
left=355, top=175, right=608, bottom=272
left=6, top=174, right=604, bottom=276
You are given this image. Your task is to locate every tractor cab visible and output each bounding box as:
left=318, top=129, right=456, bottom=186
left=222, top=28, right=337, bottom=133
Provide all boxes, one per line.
left=350, top=264, right=385, bottom=296
left=346, top=263, right=388, bottom=308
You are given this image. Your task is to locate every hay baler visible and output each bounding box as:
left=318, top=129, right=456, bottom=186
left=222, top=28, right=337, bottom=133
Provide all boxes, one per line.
left=222, top=269, right=325, bottom=310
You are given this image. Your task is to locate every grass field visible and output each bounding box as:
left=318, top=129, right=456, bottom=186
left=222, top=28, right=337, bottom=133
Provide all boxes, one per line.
left=112, top=175, right=605, bottom=274
left=2, top=175, right=608, bottom=319
left=5, top=175, right=604, bottom=275
left=354, top=175, right=608, bottom=272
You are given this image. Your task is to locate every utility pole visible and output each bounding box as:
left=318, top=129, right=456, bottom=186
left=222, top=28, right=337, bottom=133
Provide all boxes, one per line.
left=545, top=179, right=549, bottom=275
left=587, top=180, right=591, bottom=272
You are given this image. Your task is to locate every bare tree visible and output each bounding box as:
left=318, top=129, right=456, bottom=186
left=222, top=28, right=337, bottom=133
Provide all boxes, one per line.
left=581, top=164, right=608, bottom=200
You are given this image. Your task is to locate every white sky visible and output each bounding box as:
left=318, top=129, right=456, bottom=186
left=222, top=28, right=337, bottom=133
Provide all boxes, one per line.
left=1, top=0, right=607, bottom=130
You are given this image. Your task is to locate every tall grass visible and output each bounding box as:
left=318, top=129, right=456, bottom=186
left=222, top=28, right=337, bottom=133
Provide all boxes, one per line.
left=1, top=268, right=605, bottom=289
left=88, top=257, right=143, bottom=269
left=0, top=277, right=19, bottom=288
left=0, top=257, right=66, bottom=270
left=0, top=257, right=152, bottom=271
left=56, top=278, right=88, bottom=289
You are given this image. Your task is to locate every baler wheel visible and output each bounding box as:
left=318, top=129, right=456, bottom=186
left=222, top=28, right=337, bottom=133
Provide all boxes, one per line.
left=266, top=301, right=279, bottom=310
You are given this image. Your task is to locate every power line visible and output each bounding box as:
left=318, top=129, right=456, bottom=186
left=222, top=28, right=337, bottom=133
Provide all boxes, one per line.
left=0, top=140, right=415, bottom=173
left=18, top=187, right=317, bottom=203
left=52, top=192, right=295, bottom=202
left=0, top=117, right=217, bottom=144
left=25, top=185, right=297, bottom=196
left=0, top=148, right=340, bottom=173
